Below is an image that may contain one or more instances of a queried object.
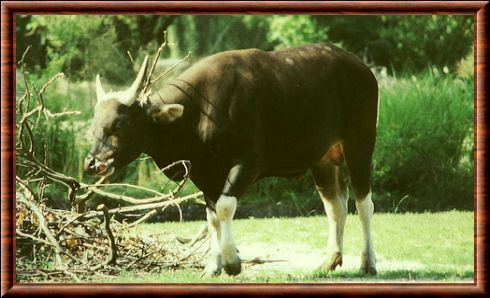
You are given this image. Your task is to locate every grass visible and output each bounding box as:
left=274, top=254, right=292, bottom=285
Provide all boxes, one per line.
left=104, top=211, right=473, bottom=283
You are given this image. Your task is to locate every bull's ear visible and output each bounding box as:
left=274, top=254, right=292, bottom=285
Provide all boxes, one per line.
left=151, top=103, right=184, bottom=122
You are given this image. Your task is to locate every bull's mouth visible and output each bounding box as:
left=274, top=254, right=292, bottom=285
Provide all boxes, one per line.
left=84, top=155, right=116, bottom=177
left=95, top=158, right=115, bottom=176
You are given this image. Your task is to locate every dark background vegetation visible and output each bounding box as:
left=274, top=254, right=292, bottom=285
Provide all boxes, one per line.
left=16, top=15, right=474, bottom=218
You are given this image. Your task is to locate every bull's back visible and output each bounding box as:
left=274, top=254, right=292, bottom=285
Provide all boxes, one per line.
left=181, top=44, right=378, bottom=175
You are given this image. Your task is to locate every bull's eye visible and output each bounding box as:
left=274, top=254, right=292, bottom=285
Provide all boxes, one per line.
left=114, top=118, right=128, bottom=131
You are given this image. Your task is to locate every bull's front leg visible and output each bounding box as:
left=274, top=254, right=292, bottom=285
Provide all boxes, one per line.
left=215, top=163, right=258, bottom=276
left=202, top=206, right=222, bottom=277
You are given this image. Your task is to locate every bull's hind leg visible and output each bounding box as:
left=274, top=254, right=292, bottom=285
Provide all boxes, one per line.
left=343, top=141, right=377, bottom=275
left=311, top=157, right=349, bottom=271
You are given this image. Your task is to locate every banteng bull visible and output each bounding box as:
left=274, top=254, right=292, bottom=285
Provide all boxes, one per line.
left=84, top=44, right=379, bottom=276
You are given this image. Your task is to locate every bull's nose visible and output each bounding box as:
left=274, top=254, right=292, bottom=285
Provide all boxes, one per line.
left=84, top=155, right=96, bottom=173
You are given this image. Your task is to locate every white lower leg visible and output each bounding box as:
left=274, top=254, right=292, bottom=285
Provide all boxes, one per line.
left=319, top=187, right=348, bottom=271
left=203, top=208, right=221, bottom=276
left=323, top=194, right=347, bottom=255
left=215, top=195, right=241, bottom=274
left=355, top=191, right=377, bottom=273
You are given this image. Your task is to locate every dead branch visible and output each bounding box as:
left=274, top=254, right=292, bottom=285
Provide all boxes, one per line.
left=151, top=51, right=191, bottom=85
left=243, top=258, right=289, bottom=265
left=79, top=182, right=163, bottom=196
left=139, top=31, right=168, bottom=105
left=127, top=50, right=135, bottom=64
left=127, top=210, right=158, bottom=228
left=175, top=224, right=208, bottom=246
left=18, top=45, right=31, bottom=65
left=17, top=191, right=64, bottom=267
left=90, top=205, right=117, bottom=271
left=80, top=192, right=204, bottom=220
left=138, top=31, right=191, bottom=106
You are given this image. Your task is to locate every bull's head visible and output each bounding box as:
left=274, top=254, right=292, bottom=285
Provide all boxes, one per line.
left=83, top=56, right=150, bottom=176
left=84, top=57, right=148, bottom=176
left=84, top=56, right=185, bottom=177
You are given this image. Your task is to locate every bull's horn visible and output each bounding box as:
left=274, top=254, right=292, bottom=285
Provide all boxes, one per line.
left=95, top=74, right=106, bottom=103
left=116, top=55, right=149, bottom=106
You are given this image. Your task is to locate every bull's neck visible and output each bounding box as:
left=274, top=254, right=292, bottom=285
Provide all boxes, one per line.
left=143, top=82, right=201, bottom=166
left=148, top=79, right=197, bottom=107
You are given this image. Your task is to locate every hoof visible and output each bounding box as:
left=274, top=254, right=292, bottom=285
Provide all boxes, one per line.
left=360, top=253, right=377, bottom=275
left=320, top=252, right=343, bottom=271
left=360, top=265, right=377, bottom=275
left=223, top=260, right=242, bottom=276
left=201, top=256, right=222, bottom=277
left=201, top=264, right=222, bottom=277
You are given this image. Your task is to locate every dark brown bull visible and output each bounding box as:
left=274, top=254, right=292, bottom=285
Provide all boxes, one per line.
left=84, top=43, right=379, bottom=276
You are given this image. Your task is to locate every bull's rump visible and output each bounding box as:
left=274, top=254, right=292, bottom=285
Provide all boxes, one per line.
left=255, top=44, right=377, bottom=172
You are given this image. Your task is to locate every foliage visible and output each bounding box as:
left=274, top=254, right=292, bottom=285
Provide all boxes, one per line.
left=19, top=16, right=126, bottom=83
left=267, top=16, right=327, bottom=49
left=373, top=69, right=474, bottom=211
left=18, top=15, right=473, bottom=79
left=315, top=15, right=474, bottom=72
left=172, top=15, right=272, bottom=57
left=16, top=15, right=174, bottom=84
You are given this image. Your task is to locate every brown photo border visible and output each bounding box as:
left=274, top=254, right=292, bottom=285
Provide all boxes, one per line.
left=1, top=1, right=488, bottom=296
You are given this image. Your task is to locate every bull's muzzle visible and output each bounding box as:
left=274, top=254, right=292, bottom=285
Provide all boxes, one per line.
left=84, top=154, right=115, bottom=176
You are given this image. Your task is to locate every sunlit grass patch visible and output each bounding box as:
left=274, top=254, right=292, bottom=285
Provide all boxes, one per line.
left=109, top=211, right=473, bottom=283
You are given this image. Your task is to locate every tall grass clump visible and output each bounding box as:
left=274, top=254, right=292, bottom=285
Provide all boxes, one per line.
left=373, top=68, right=474, bottom=211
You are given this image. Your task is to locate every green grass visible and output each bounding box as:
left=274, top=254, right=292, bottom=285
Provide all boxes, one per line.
left=107, top=211, right=473, bottom=283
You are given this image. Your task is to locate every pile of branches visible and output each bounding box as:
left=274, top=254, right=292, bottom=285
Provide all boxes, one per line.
left=16, top=187, right=208, bottom=282
left=15, top=33, right=207, bottom=282
left=16, top=188, right=208, bottom=282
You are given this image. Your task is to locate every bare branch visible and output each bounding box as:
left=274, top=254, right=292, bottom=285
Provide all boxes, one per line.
left=90, top=204, right=117, bottom=270
left=17, top=188, right=64, bottom=267
left=139, top=31, right=168, bottom=105
left=151, top=51, right=191, bottom=85
left=79, top=185, right=173, bottom=205
left=81, top=191, right=204, bottom=219
left=127, top=210, right=157, bottom=228
left=78, top=182, right=164, bottom=197
left=127, top=50, right=135, bottom=64
left=18, top=45, right=31, bottom=65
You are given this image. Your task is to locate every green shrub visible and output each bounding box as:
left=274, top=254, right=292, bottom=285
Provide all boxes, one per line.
left=373, top=69, right=474, bottom=211
left=267, top=16, right=327, bottom=49
left=315, top=15, right=473, bottom=73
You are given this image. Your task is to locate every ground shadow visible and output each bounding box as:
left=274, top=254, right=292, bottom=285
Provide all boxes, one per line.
left=289, top=268, right=475, bottom=282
